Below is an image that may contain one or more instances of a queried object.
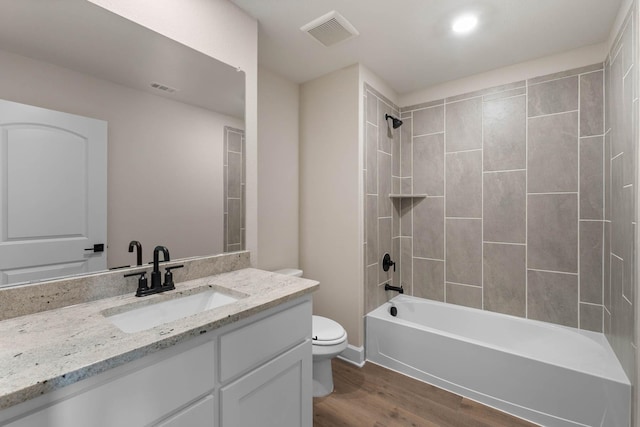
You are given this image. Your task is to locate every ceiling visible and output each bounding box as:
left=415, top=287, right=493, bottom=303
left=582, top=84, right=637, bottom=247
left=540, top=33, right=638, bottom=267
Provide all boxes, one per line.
left=230, top=0, right=623, bottom=96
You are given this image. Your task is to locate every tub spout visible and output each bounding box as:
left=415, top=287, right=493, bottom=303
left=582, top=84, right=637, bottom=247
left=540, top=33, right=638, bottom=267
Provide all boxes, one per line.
left=384, top=283, right=404, bottom=294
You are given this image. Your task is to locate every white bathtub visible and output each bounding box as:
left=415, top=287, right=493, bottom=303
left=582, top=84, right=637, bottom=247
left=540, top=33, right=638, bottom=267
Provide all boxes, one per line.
left=366, top=295, right=630, bottom=427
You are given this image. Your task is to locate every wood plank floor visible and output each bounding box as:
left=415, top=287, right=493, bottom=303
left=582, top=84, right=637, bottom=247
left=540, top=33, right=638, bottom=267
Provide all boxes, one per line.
left=313, top=359, right=539, bottom=427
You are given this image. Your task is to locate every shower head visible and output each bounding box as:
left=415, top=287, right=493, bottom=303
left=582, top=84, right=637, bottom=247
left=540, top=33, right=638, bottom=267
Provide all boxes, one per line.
left=385, top=114, right=403, bottom=129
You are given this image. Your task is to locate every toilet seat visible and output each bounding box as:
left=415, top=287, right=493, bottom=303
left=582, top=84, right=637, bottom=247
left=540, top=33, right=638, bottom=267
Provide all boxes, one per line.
left=312, top=315, right=347, bottom=346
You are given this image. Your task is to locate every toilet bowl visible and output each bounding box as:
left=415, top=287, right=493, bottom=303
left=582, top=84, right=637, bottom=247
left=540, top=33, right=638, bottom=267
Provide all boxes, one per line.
left=274, top=269, right=348, bottom=397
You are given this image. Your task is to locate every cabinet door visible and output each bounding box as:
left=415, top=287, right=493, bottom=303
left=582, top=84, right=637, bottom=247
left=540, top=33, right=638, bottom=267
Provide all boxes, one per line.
left=156, top=395, right=215, bottom=427
left=220, top=341, right=312, bottom=427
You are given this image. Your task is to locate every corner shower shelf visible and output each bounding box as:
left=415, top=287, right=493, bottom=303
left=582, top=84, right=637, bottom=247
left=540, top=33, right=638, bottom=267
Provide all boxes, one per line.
left=388, top=194, right=428, bottom=199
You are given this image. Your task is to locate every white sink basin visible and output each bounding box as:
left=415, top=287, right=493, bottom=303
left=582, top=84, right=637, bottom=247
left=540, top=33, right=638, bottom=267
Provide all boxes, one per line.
left=106, top=289, right=241, bottom=333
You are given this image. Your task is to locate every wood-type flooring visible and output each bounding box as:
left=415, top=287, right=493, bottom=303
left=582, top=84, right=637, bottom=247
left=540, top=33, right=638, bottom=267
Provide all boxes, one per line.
left=313, top=359, right=539, bottom=427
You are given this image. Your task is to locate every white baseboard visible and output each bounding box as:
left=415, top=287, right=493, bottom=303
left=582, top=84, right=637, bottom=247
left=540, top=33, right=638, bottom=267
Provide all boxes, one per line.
left=337, top=344, right=365, bottom=367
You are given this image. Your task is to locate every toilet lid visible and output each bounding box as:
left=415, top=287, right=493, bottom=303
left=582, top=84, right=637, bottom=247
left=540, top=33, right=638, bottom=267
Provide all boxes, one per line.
left=312, top=315, right=346, bottom=346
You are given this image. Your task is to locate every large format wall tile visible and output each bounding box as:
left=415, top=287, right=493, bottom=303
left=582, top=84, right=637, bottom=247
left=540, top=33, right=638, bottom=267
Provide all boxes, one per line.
left=528, top=76, right=578, bottom=117
left=623, top=75, right=636, bottom=186
left=366, top=122, right=377, bottom=194
left=413, top=258, right=444, bottom=301
left=400, top=117, right=412, bottom=177
left=622, top=186, right=634, bottom=302
left=580, top=221, right=603, bottom=304
left=228, top=199, right=242, bottom=245
left=378, top=100, right=393, bottom=154
left=610, top=54, right=624, bottom=157
left=527, top=269, right=578, bottom=327
left=378, top=152, right=392, bottom=218
left=400, top=199, right=412, bottom=237
left=446, top=283, right=482, bottom=309
left=401, top=237, right=412, bottom=291
left=579, top=136, right=604, bottom=219
left=366, top=195, right=378, bottom=266
left=528, top=112, right=579, bottom=193
left=528, top=194, right=578, bottom=273
left=378, top=218, right=392, bottom=285
left=413, top=105, right=443, bottom=136
left=445, top=98, right=482, bottom=152
left=413, top=133, right=444, bottom=196
left=483, top=243, right=526, bottom=317
left=446, top=218, right=482, bottom=286
left=366, top=90, right=377, bottom=125
left=483, top=170, right=525, bottom=243
left=445, top=150, right=482, bottom=218
left=611, top=155, right=624, bottom=257
left=604, top=222, right=611, bottom=311
left=228, top=152, right=242, bottom=198
left=580, top=71, right=604, bottom=137
left=580, top=303, right=603, bottom=333
left=483, top=95, right=526, bottom=171
left=413, top=197, right=444, bottom=259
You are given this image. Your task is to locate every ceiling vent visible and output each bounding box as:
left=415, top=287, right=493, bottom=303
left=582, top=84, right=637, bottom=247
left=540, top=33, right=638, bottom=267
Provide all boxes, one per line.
left=150, top=82, right=178, bottom=93
left=300, top=11, right=359, bottom=47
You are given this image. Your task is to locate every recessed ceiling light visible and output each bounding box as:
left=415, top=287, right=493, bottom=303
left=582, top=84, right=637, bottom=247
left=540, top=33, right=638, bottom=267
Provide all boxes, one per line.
left=452, top=14, right=478, bottom=34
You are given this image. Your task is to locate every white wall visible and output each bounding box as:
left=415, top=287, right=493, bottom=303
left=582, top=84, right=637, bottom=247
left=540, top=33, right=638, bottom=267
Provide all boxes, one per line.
left=0, top=48, right=243, bottom=267
left=88, top=0, right=259, bottom=265
left=300, top=64, right=363, bottom=346
left=257, top=67, right=300, bottom=271
left=400, top=43, right=608, bottom=106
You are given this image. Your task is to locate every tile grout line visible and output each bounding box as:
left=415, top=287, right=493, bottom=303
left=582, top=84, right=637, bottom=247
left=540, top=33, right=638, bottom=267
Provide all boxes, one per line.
left=410, top=110, right=414, bottom=296
left=483, top=168, right=527, bottom=174
left=443, top=102, right=447, bottom=303
left=482, top=92, right=527, bottom=103
left=525, top=82, right=529, bottom=319
left=528, top=109, right=579, bottom=120
left=413, top=130, right=445, bottom=138
left=601, top=64, right=606, bottom=331
left=483, top=241, right=526, bottom=246
left=481, top=94, right=485, bottom=311
left=445, top=280, right=482, bottom=289
left=527, top=68, right=603, bottom=88
left=577, top=73, right=581, bottom=329
left=445, top=148, right=482, bottom=155
left=528, top=267, right=579, bottom=276
left=528, top=191, right=579, bottom=195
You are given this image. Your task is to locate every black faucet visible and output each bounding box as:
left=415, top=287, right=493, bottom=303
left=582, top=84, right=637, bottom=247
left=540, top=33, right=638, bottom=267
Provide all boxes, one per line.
left=125, top=246, right=183, bottom=297
left=128, top=240, right=142, bottom=266
left=151, top=246, right=170, bottom=290
left=384, top=283, right=404, bottom=294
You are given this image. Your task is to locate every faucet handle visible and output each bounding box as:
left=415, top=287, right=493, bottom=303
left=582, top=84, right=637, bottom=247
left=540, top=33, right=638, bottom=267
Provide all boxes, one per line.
left=382, top=253, right=396, bottom=272
left=163, top=265, right=184, bottom=290
left=125, top=271, right=150, bottom=297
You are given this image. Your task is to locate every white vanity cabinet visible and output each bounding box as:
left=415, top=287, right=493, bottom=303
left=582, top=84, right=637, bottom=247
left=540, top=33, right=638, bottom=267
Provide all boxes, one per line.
left=220, top=342, right=310, bottom=427
left=0, top=296, right=312, bottom=427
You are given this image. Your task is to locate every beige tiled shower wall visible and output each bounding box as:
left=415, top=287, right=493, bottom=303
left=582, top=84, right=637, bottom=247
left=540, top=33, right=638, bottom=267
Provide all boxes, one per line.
left=363, top=61, right=612, bottom=331
left=223, top=126, right=246, bottom=252
left=606, top=4, right=638, bottom=390
left=363, top=85, right=401, bottom=312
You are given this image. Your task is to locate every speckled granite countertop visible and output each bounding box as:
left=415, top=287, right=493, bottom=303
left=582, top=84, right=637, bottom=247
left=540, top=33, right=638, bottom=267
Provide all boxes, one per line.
left=0, top=268, right=318, bottom=410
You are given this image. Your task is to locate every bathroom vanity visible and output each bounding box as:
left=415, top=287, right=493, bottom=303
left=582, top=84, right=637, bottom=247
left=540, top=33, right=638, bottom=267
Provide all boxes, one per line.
left=0, top=254, right=318, bottom=427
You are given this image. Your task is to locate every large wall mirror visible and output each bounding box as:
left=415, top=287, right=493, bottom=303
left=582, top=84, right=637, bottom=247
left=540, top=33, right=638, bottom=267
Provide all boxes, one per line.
left=0, top=0, right=245, bottom=287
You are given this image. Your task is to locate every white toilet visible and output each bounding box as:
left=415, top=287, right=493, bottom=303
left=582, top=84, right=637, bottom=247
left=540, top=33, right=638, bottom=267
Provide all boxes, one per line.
left=275, top=269, right=348, bottom=397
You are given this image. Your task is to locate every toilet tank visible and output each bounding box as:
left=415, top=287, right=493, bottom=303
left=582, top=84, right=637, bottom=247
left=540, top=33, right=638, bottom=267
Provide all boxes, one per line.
left=274, top=268, right=303, bottom=277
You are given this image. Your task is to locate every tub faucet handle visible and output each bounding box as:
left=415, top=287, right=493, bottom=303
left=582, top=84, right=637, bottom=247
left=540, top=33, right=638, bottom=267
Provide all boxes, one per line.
left=382, top=253, right=396, bottom=272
